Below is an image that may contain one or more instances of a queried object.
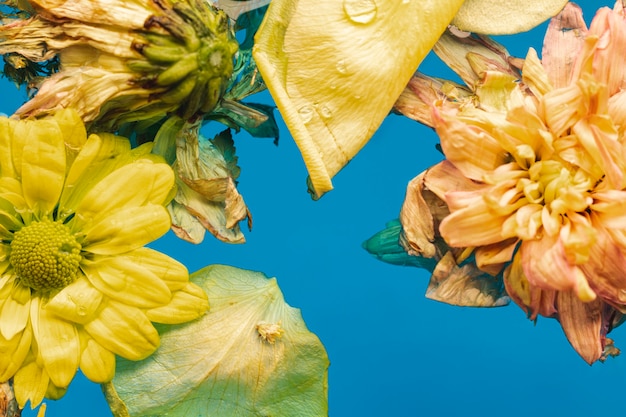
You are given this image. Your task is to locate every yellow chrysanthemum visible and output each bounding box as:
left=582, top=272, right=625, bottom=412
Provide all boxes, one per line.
left=422, top=2, right=626, bottom=363
left=0, top=109, right=208, bottom=408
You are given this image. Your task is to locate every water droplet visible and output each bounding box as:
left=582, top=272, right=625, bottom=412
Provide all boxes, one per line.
left=336, top=59, right=347, bottom=74
left=343, top=0, right=377, bottom=24
left=320, top=106, right=332, bottom=119
left=298, top=105, right=314, bottom=124
left=354, top=95, right=362, bottom=100
left=329, top=83, right=337, bottom=90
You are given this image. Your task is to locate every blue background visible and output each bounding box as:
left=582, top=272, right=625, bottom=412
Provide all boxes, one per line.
left=9, top=1, right=625, bottom=416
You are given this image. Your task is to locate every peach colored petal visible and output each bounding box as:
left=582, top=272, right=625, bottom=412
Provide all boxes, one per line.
left=439, top=196, right=506, bottom=247
left=587, top=5, right=626, bottom=96
left=433, top=106, right=508, bottom=182
left=556, top=290, right=603, bottom=364
left=520, top=235, right=577, bottom=292
left=580, top=223, right=626, bottom=306
left=542, top=2, right=588, bottom=88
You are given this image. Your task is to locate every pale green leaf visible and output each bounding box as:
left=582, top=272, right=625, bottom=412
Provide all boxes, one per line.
left=105, top=264, right=329, bottom=417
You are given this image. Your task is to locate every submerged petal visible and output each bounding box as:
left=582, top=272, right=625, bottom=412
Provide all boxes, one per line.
left=21, top=119, right=66, bottom=215
left=82, top=256, right=171, bottom=309
left=253, top=0, right=465, bottom=198
left=82, top=204, right=171, bottom=255
left=83, top=300, right=159, bottom=360
left=76, top=161, right=174, bottom=221
left=31, top=297, right=80, bottom=388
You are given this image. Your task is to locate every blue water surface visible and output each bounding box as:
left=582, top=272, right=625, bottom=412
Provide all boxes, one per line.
left=14, top=1, right=626, bottom=416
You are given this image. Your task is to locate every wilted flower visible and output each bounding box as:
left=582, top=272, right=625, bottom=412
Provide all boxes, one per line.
left=0, top=109, right=208, bottom=408
left=0, top=0, right=238, bottom=130
left=397, top=2, right=626, bottom=364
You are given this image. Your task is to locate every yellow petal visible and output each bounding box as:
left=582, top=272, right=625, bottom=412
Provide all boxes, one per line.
left=31, top=297, right=80, bottom=388
left=76, top=161, right=174, bottom=222
left=145, top=282, right=209, bottom=324
left=45, top=276, right=103, bottom=324
left=121, top=248, right=189, bottom=291
left=451, top=0, right=569, bottom=35
left=0, top=325, right=32, bottom=381
left=82, top=256, right=171, bottom=309
left=253, top=0, right=465, bottom=198
left=0, top=282, right=31, bottom=340
left=60, top=133, right=131, bottom=214
left=80, top=332, right=116, bottom=383
left=83, top=300, right=159, bottom=360
left=82, top=204, right=171, bottom=255
left=21, top=119, right=66, bottom=215
left=13, top=358, right=49, bottom=409
left=0, top=117, right=20, bottom=179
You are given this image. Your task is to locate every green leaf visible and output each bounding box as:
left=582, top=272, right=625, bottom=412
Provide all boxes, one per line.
left=103, top=264, right=329, bottom=417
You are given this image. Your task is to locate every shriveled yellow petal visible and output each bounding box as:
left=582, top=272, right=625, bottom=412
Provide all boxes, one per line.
left=121, top=248, right=189, bottom=291
left=83, top=300, right=159, bottom=360
left=31, top=297, right=80, bottom=388
left=13, top=358, right=49, bottom=409
left=451, top=0, right=568, bottom=35
left=145, top=282, right=209, bottom=324
left=0, top=325, right=32, bottom=381
left=76, top=161, right=174, bottom=221
left=80, top=333, right=116, bottom=383
left=0, top=282, right=31, bottom=340
left=253, top=0, right=465, bottom=198
left=82, top=256, right=171, bottom=309
left=45, top=276, right=103, bottom=324
left=21, top=119, right=66, bottom=215
left=82, top=204, right=171, bottom=255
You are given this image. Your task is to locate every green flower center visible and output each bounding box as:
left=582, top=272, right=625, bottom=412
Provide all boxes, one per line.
left=10, top=219, right=82, bottom=292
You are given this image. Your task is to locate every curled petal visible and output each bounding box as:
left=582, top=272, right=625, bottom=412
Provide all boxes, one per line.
left=253, top=0, right=465, bottom=198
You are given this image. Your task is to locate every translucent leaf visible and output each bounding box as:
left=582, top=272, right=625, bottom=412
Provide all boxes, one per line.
left=104, top=264, right=329, bottom=417
left=451, top=0, right=569, bottom=35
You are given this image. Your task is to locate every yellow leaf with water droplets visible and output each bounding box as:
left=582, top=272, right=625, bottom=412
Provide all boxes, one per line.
left=253, top=0, right=465, bottom=198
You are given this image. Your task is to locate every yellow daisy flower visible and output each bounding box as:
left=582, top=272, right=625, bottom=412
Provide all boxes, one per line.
left=0, top=109, right=208, bottom=408
left=411, top=2, right=626, bottom=363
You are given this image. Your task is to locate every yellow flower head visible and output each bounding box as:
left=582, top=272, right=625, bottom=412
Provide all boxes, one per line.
left=0, top=109, right=208, bottom=408
left=0, top=0, right=238, bottom=130
left=422, top=2, right=626, bottom=363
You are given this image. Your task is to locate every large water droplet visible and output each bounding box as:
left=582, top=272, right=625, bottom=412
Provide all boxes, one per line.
left=336, top=59, right=347, bottom=74
left=343, top=0, right=377, bottom=24
left=298, top=105, right=314, bottom=124
left=320, top=106, right=332, bottom=119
